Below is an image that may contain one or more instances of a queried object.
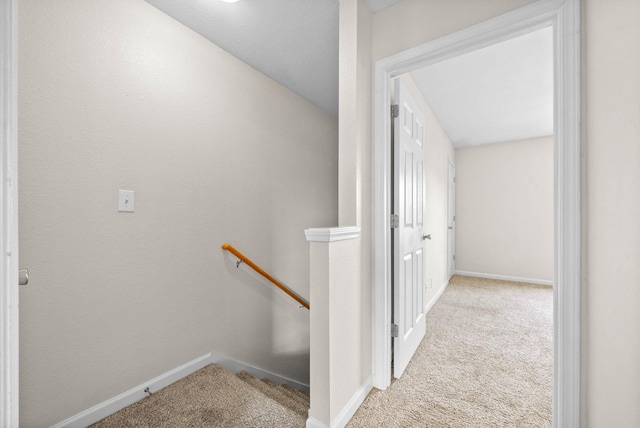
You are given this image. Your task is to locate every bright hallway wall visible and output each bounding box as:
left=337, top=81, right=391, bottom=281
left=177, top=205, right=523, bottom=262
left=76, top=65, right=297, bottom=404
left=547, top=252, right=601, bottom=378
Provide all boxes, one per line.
left=340, top=0, right=640, bottom=426
left=584, top=0, right=640, bottom=423
left=332, top=0, right=535, bottom=422
left=18, top=0, right=337, bottom=426
left=455, top=136, right=554, bottom=283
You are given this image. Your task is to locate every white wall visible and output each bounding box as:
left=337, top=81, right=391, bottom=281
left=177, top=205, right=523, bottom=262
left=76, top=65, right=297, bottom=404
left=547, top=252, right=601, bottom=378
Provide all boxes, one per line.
left=18, top=0, right=337, bottom=426
left=455, top=136, right=554, bottom=283
left=338, top=0, right=640, bottom=426
left=584, top=0, right=640, bottom=424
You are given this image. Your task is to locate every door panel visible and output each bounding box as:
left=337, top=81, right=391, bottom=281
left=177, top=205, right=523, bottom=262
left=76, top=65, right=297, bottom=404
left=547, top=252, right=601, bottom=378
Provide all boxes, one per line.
left=393, top=79, right=426, bottom=378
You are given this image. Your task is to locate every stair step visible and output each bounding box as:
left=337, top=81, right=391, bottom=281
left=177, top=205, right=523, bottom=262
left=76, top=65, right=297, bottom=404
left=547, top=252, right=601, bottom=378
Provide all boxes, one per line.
left=236, top=371, right=309, bottom=417
left=261, top=377, right=310, bottom=409
left=90, top=364, right=306, bottom=428
left=282, top=383, right=310, bottom=402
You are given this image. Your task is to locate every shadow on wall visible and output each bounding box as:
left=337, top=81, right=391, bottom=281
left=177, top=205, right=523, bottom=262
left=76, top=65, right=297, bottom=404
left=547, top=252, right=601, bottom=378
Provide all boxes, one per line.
left=222, top=249, right=310, bottom=384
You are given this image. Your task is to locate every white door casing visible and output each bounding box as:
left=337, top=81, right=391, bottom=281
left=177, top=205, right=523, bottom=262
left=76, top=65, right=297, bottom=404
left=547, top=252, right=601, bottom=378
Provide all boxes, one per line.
left=1, top=0, right=20, bottom=426
left=447, top=160, right=456, bottom=279
left=393, top=79, right=426, bottom=378
left=373, top=1, right=580, bottom=427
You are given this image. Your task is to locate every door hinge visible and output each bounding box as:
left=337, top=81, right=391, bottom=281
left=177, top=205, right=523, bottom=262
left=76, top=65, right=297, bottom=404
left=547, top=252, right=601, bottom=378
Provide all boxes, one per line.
left=391, top=214, right=399, bottom=229
left=453, top=215, right=455, bottom=222
left=391, top=104, right=399, bottom=118
left=392, top=324, right=399, bottom=338
left=453, top=254, right=456, bottom=261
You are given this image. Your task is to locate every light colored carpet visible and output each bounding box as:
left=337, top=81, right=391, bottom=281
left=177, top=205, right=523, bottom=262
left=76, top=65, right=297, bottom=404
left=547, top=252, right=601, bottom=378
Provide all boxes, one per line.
left=90, top=364, right=308, bottom=428
left=91, top=275, right=550, bottom=427
left=348, top=275, right=553, bottom=427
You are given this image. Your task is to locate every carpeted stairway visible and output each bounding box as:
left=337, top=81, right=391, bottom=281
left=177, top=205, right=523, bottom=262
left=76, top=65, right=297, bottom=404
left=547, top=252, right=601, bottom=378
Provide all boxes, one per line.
left=90, top=364, right=309, bottom=428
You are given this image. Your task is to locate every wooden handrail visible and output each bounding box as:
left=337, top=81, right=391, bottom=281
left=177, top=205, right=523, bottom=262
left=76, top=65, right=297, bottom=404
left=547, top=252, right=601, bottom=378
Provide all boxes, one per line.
left=222, top=243, right=310, bottom=310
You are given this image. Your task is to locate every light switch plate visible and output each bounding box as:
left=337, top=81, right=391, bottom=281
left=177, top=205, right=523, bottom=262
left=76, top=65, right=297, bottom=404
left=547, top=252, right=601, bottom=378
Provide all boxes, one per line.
left=118, top=190, right=135, bottom=212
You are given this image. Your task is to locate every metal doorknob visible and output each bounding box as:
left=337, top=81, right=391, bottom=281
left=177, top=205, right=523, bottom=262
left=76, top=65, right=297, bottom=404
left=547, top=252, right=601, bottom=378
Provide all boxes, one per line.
left=448, top=226, right=453, bottom=230
left=19, top=269, right=29, bottom=286
left=423, top=234, right=431, bottom=240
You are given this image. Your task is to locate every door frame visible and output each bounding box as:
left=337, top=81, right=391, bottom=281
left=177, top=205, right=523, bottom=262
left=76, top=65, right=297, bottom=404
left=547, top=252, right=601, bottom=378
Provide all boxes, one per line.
left=372, top=0, right=580, bottom=427
left=0, top=0, right=20, bottom=426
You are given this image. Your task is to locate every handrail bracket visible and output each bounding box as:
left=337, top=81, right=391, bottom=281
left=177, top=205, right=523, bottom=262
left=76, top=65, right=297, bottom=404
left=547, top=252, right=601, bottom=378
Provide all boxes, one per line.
left=222, top=243, right=310, bottom=311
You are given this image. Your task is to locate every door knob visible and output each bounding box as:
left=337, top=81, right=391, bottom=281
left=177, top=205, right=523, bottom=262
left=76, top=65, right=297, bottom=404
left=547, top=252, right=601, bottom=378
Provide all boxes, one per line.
left=19, top=269, right=29, bottom=286
left=423, top=234, right=431, bottom=240
left=448, top=226, right=453, bottom=230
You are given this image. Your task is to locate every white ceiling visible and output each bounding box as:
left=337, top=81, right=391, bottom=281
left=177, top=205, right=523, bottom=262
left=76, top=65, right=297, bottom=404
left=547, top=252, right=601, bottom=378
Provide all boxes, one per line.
left=409, top=26, right=554, bottom=148
left=145, top=0, right=341, bottom=116
left=144, top=1, right=553, bottom=147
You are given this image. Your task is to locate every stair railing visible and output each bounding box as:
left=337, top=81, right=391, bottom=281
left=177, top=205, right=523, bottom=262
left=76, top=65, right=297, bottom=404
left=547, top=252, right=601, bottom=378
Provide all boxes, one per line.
left=222, top=243, right=310, bottom=310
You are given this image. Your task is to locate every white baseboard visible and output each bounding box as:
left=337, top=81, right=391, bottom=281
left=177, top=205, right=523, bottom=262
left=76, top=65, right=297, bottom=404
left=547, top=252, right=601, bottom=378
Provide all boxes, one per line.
left=330, top=375, right=373, bottom=428
left=51, top=353, right=213, bottom=428
left=454, top=270, right=553, bottom=287
left=425, top=280, right=449, bottom=314
left=307, top=416, right=327, bottom=428
left=51, top=352, right=310, bottom=427
left=305, top=375, right=373, bottom=428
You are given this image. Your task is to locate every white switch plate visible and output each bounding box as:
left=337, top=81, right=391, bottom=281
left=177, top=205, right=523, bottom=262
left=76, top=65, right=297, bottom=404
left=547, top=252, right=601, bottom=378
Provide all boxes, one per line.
left=118, top=190, right=135, bottom=212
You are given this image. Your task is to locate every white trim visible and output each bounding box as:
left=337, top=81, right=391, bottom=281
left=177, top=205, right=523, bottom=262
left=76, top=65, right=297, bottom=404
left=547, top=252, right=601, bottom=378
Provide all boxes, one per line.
left=372, top=1, right=580, bottom=427
left=306, top=416, right=326, bottom=428
left=329, top=375, right=373, bottom=428
left=425, top=280, right=449, bottom=315
left=0, top=0, right=19, bottom=426
left=51, top=353, right=214, bottom=428
left=455, top=271, right=554, bottom=287
left=51, top=352, right=311, bottom=427
left=306, top=376, right=373, bottom=428
left=305, top=226, right=361, bottom=242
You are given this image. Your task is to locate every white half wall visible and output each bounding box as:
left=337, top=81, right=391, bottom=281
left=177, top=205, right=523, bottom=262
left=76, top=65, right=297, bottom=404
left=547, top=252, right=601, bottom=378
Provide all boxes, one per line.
left=455, top=136, right=554, bottom=283
left=18, top=0, right=337, bottom=426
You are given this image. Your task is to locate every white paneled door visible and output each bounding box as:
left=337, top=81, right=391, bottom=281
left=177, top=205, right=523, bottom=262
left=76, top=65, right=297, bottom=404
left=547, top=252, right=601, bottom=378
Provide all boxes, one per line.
left=393, top=79, right=426, bottom=378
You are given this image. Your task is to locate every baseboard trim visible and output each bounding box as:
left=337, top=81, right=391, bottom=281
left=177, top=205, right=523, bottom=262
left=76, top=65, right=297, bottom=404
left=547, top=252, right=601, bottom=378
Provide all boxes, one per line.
left=330, top=375, right=373, bottom=428
left=51, top=353, right=213, bottom=428
left=454, top=271, right=553, bottom=287
left=306, top=416, right=327, bottom=428
left=425, top=280, right=449, bottom=314
left=51, top=352, right=310, bottom=427
left=305, top=375, right=373, bottom=428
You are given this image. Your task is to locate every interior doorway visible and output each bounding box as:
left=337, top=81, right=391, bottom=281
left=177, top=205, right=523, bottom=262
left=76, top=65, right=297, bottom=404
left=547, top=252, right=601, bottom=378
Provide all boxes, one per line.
left=373, top=1, right=581, bottom=427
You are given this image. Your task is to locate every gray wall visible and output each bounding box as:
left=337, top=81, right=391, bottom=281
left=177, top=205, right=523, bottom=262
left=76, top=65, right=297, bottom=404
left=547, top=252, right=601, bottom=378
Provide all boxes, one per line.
left=18, top=0, right=338, bottom=425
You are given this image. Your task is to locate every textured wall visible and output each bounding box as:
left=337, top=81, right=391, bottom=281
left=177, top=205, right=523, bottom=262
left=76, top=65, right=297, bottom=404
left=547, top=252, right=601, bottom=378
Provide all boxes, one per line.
left=18, top=0, right=337, bottom=425
left=371, top=0, right=536, bottom=62
left=455, top=136, right=554, bottom=282
left=584, top=0, right=640, bottom=424
left=367, top=0, right=640, bottom=426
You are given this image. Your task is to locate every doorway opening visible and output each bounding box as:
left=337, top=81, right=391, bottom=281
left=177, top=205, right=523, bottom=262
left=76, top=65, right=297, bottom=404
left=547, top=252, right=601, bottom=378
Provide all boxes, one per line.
left=373, top=1, right=580, bottom=427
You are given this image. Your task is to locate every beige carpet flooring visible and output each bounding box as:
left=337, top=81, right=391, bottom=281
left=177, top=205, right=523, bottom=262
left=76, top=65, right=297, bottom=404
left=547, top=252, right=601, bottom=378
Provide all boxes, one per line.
left=348, top=275, right=553, bottom=427
left=90, top=275, right=551, bottom=427
left=90, top=364, right=308, bottom=428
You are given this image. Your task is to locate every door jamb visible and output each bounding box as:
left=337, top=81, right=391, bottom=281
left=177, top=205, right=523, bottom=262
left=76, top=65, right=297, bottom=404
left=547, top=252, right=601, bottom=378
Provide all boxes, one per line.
left=372, top=1, right=580, bottom=427
left=0, top=0, right=20, bottom=426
